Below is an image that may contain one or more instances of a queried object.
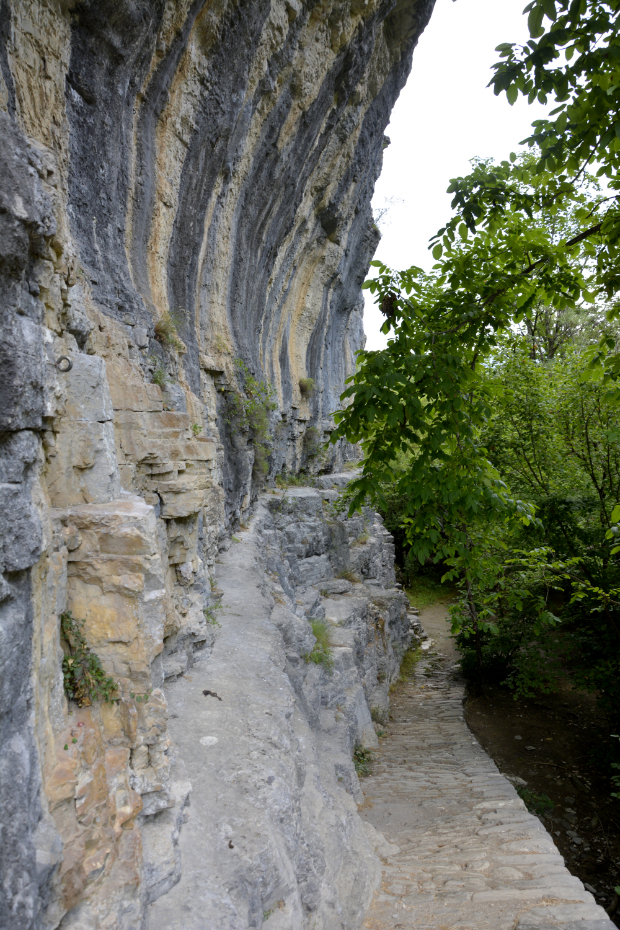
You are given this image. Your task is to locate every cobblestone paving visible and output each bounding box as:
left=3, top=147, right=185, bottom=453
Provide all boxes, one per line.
left=360, top=612, right=615, bottom=930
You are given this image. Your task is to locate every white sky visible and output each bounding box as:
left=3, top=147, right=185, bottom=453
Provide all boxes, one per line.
left=363, top=0, right=549, bottom=350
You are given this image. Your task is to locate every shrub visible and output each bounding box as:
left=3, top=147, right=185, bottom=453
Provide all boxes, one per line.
left=299, top=377, right=315, bottom=397
left=60, top=611, right=117, bottom=706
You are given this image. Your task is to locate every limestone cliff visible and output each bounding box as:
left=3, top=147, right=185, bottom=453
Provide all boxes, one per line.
left=0, top=1, right=434, bottom=927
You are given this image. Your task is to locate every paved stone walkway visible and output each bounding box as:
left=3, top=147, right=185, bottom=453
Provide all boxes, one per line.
left=360, top=607, right=615, bottom=930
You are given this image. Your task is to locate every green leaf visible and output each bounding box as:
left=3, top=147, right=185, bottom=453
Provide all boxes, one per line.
left=528, top=5, right=545, bottom=37
left=540, top=0, right=556, bottom=20
left=432, top=243, right=443, bottom=260
left=506, top=84, right=519, bottom=106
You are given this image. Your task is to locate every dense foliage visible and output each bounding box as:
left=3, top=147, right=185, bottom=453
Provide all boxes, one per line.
left=330, top=0, right=620, bottom=730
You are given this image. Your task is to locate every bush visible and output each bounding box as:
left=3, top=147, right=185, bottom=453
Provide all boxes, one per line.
left=299, top=377, right=315, bottom=397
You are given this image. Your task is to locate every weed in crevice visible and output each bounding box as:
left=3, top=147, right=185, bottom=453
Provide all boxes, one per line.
left=191, top=423, right=202, bottom=436
left=60, top=611, right=118, bottom=706
left=129, top=688, right=153, bottom=704
left=353, top=745, right=374, bottom=778
left=336, top=569, right=360, bottom=584
left=262, top=901, right=284, bottom=922
left=396, top=645, right=423, bottom=684
left=155, top=311, right=185, bottom=352
left=151, top=362, right=169, bottom=388
left=305, top=619, right=334, bottom=668
left=274, top=470, right=315, bottom=488
left=204, top=601, right=222, bottom=628
left=371, top=705, right=388, bottom=726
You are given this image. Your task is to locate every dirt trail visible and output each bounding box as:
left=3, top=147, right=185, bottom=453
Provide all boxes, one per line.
left=359, top=605, right=615, bottom=930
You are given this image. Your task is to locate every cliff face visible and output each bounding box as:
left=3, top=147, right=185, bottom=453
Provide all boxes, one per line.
left=0, top=1, right=434, bottom=927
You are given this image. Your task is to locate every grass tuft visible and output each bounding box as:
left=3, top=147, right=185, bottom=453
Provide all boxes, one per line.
left=305, top=619, right=334, bottom=668
left=155, top=311, right=185, bottom=352
left=353, top=745, right=374, bottom=778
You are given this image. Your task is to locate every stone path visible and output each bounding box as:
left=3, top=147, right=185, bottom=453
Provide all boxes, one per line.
left=360, top=605, right=616, bottom=930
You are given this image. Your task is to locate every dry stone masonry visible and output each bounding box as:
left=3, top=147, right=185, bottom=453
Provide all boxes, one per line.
left=359, top=618, right=617, bottom=930
left=0, top=1, right=434, bottom=927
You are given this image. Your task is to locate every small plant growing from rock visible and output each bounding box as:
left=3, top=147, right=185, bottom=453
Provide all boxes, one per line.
left=129, top=688, right=152, bottom=704
left=336, top=569, right=360, bottom=584
left=191, top=423, right=202, bottom=435
left=275, top=470, right=315, bottom=488
left=305, top=619, right=334, bottom=668
left=60, top=611, right=118, bottom=706
left=397, top=645, right=423, bottom=683
left=204, top=601, right=222, bottom=628
left=299, top=377, right=315, bottom=397
left=154, top=311, right=184, bottom=352
left=353, top=745, right=374, bottom=778
left=371, top=705, right=388, bottom=725
left=151, top=360, right=169, bottom=388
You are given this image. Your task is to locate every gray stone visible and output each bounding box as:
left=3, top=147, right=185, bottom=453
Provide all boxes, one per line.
left=149, top=493, right=401, bottom=929
left=133, top=326, right=149, bottom=349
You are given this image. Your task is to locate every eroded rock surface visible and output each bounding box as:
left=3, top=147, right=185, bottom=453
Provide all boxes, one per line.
left=149, top=486, right=415, bottom=929
left=0, top=2, right=435, bottom=927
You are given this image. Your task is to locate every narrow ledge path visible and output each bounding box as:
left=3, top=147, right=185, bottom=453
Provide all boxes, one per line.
left=359, top=606, right=616, bottom=930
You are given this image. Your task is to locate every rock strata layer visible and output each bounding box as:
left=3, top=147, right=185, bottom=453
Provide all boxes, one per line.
left=0, top=1, right=434, bottom=927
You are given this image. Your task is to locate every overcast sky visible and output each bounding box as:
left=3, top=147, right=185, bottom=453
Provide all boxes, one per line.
left=363, top=0, right=549, bottom=350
